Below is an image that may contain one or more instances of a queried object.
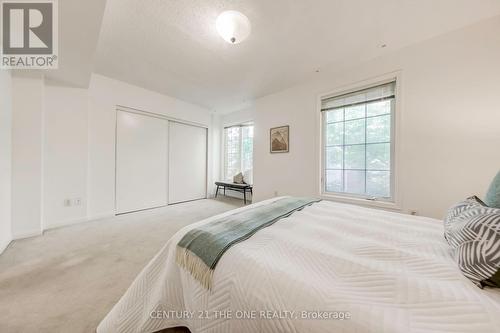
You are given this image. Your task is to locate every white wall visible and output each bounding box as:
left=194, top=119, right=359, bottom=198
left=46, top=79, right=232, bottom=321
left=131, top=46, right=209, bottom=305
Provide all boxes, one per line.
left=220, top=108, right=254, bottom=129
left=253, top=17, right=500, bottom=219
left=0, top=71, right=12, bottom=253
left=11, top=73, right=44, bottom=238
left=43, top=85, right=89, bottom=228
left=87, top=74, right=213, bottom=219
left=209, top=113, right=221, bottom=198
left=4, top=72, right=214, bottom=240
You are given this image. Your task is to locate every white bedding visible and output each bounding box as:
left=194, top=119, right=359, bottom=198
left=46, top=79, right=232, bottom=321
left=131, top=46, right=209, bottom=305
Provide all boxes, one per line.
left=97, top=198, right=500, bottom=333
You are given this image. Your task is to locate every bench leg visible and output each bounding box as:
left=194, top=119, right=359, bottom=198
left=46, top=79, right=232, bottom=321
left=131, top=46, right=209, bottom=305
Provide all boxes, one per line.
left=244, top=189, right=247, bottom=205
left=224, top=186, right=226, bottom=196
left=215, top=185, right=219, bottom=198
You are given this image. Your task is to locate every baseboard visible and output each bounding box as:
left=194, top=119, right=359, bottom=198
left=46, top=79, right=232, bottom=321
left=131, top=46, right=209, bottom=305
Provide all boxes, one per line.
left=9, top=212, right=116, bottom=240
left=0, top=237, right=12, bottom=255
left=87, top=211, right=115, bottom=221
left=12, top=229, right=43, bottom=240
left=44, top=211, right=115, bottom=231
left=44, top=216, right=90, bottom=230
left=216, top=192, right=253, bottom=200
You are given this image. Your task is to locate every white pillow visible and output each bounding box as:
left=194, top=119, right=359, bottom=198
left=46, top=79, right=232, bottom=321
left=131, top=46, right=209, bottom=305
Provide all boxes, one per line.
left=233, top=172, right=245, bottom=184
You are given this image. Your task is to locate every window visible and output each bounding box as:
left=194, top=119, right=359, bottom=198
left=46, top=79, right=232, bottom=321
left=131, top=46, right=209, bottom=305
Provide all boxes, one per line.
left=321, top=81, right=396, bottom=201
left=224, top=124, right=254, bottom=183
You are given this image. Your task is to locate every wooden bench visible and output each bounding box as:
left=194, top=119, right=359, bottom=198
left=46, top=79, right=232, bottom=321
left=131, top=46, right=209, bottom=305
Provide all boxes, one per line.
left=214, top=181, right=253, bottom=204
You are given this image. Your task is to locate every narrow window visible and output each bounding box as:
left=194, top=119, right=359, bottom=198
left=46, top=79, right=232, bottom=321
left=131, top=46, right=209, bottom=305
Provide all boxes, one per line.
left=224, top=124, right=254, bottom=183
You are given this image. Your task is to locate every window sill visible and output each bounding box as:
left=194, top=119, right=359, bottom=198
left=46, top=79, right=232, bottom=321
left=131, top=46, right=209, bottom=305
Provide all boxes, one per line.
left=320, top=193, right=402, bottom=212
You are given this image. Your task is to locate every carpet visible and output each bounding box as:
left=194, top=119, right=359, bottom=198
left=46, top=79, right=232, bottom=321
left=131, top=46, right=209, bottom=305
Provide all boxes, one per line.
left=0, top=197, right=243, bottom=333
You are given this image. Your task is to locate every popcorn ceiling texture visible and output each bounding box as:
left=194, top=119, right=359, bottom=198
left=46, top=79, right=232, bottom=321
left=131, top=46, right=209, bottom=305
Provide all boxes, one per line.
left=93, top=0, right=500, bottom=112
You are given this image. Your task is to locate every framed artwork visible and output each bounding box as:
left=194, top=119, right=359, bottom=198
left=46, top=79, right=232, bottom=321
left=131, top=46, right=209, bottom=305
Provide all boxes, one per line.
left=270, top=125, right=289, bottom=153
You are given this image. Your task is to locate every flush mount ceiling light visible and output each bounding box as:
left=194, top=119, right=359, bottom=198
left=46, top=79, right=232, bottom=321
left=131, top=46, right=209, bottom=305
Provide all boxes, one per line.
left=216, top=10, right=251, bottom=44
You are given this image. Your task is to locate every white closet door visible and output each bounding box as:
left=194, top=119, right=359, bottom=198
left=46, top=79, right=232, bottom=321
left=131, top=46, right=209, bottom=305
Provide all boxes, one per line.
left=116, top=111, right=168, bottom=214
left=168, top=122, right=207, bottom=204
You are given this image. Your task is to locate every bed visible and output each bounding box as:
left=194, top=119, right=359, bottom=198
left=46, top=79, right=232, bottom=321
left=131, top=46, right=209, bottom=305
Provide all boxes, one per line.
left=97, top=197, right=500, bottom=333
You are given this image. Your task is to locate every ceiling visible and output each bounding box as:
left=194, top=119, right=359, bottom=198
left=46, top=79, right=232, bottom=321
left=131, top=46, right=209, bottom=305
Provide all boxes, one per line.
left=91, top=0, right=500, bottom=113
left=44, top=0, right=106, bottom=87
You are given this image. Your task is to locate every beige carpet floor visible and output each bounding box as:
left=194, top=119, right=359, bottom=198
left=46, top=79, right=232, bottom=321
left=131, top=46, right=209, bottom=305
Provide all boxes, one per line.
left=0, top=197, right=244, bottom=333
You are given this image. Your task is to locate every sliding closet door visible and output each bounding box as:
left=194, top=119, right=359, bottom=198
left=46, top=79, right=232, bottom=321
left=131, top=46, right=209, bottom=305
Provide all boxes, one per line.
left=168, top=122, right=207, bottom=204
left=116, top=111, right=168, bottom=214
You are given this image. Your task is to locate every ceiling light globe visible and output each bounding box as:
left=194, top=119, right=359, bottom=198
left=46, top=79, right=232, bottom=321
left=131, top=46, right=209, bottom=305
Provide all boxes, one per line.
left=216, top=11, right=251, bottom=44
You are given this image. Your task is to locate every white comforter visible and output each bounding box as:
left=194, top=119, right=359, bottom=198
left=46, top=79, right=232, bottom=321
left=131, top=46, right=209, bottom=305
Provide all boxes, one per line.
left=97, top=198, right=500, bottom=333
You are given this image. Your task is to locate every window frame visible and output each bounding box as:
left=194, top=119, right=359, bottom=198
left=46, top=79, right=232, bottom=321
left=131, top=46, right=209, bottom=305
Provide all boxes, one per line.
left=223, top=122, right=254, bottom=182
left=318, top=72, right=402, bottom=211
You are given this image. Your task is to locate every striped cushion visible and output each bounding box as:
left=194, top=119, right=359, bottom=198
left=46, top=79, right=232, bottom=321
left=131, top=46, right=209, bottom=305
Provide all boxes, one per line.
left=444, top=196, right=500, bottom=288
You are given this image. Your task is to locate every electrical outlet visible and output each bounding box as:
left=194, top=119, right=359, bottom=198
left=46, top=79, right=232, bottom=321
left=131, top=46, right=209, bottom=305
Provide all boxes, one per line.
left=74, top=198, right=82, bottom=206
left=410, top=210, right=418, bottom=216
left=64, top=199, right=72, bottom=207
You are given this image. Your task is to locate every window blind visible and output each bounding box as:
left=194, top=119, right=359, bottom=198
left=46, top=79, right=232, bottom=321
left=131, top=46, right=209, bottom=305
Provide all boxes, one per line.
left=321, top=81, right=396, bottom=111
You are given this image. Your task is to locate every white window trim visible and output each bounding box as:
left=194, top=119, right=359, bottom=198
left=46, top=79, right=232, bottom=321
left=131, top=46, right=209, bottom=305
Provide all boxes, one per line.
left=222, top=121, right=254, bottom=181
left=317, top=71, right=403, bottom=211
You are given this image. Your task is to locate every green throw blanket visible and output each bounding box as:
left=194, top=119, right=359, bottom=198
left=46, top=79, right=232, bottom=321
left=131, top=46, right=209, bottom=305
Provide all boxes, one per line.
left=176, top=197, right=321, bottom=289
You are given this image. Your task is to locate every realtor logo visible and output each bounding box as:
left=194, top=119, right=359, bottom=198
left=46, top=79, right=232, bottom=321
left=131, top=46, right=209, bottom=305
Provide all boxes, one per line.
left=1, top=0, right=58, bottom=69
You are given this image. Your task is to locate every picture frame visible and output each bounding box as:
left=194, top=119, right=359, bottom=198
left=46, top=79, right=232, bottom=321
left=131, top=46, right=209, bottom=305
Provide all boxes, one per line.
left=270, top=125, right=289, bottom=153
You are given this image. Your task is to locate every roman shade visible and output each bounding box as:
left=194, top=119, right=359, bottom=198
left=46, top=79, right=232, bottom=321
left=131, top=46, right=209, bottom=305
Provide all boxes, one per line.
left=321, top=81, right=396, bottom=111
